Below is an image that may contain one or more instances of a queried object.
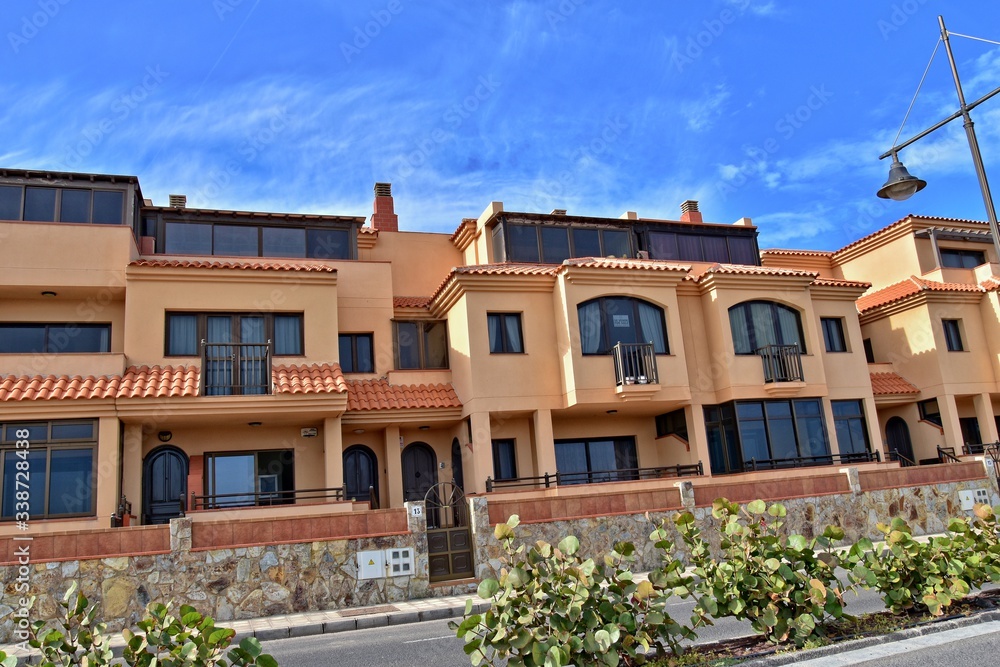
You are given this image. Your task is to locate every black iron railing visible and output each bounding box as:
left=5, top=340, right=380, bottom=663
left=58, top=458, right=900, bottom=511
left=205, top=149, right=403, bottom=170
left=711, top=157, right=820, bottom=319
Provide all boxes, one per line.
left=612, top=342, right=659, bottom=387
left=756, top=344, right=803, bottom=383
left=745, top=451, right=880, bottom=471
left=963, top=441, right=998, bottom=455
left=485, top=462, right=703, bottom=492
left=187, top=485, right=346, bottom=511
left=201, top=340, right=272, bottom=396
left=937, top=445, right=961, bottom=463
left=368, top=485, right=379, bottom=510
left=888, top=450, right=917, bottom=467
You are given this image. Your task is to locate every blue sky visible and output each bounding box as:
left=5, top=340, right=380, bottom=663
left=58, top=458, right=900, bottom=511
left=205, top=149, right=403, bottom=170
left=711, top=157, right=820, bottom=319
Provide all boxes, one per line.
left=2, top=1, right=999, bottom=251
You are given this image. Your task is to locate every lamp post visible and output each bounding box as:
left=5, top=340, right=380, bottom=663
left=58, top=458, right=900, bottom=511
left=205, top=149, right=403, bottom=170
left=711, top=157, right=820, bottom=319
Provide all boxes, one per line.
left=877, top=15, right=1000, bottom=264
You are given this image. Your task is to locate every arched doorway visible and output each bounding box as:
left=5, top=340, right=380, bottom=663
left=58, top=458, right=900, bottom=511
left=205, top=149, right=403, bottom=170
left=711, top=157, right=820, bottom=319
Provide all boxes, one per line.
left=402, top=442, right=438, bottom=502
left=886, top=417, right=914, bottom=464
left=344, top=445, right=378, bottom=503
left=451, top=438, right=465, bottom=491
left=143, top=446, right=188, bottom=525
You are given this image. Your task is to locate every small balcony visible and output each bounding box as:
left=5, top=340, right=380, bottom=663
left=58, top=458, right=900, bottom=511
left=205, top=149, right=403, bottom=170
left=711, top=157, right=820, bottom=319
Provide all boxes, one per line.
left=612, top=342, right=659, bottom=387
left=200, top=340, right=272, bottom=396
left=757, top=344, right=803, bottom=383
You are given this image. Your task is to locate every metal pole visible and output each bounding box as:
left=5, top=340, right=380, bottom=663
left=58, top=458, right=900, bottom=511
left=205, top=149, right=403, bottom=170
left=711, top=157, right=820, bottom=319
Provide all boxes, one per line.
left=939, top=15, right=1000, bottom=265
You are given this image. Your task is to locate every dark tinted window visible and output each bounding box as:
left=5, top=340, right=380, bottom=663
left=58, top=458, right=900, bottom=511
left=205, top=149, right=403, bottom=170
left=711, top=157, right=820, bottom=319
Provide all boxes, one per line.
left=339, top=333, right=375, bottom=373
left=540, top=227, right=570, bottom=263
left=492, top=439, right=517, bottom=480
left=0, top=324, right=110, bottom=353
left=214, top=225, right=258, bottom=256
left=59, top=189, right=91, bottom=223
left=508, top=224, right=540, bottom=262
left=0, top=186, right=21, bottom=220
left=602, top=229, right=631, bottom=258
left=24, top=187, right=56, bottom=221
left=940, top=248, right=986, bottom=269
left=648, top=232, right=679, bottom=260
left=165, top=222, right=213, bottom=254
left=571, top=228, right=601, bottom=256
left=262, top=227, right=306, bottom=257
left=702, top=236, right=729, bottom=262
left=728, top=237, right=758, bottom=265
left=92, top=191, right=124, bottom=224
left=822, top=318, right=847, bottom=352
left=307, top=228, right=350, bottom=259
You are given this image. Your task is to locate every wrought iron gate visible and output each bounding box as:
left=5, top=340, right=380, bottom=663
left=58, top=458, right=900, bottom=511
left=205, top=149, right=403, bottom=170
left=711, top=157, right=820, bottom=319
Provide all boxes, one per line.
left=424, top=481, right=474, bottom=582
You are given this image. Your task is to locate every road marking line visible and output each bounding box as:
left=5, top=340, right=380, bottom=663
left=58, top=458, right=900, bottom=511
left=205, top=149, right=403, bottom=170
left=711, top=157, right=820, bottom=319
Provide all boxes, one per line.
left=404, top=635, right=456, bottom=644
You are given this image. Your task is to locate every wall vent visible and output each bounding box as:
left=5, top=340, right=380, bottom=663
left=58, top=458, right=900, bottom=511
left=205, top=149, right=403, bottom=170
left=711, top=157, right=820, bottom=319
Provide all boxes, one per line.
left=374, top=182, right=392, bottom=197
left=168, top=194, right=187, bottom=208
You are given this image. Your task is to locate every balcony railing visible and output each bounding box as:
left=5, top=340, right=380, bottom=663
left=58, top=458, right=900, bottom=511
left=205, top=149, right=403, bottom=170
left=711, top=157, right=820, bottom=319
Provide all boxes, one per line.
left=744, top=451, right=880, bottom=472
left=201, top=340, right=272, bottom=396
left=887, top=450, right=917, bottom=467
left=756, top=344, right=803, bottom=383
left=184, top=485, right=346, bottom=511
left=485, top=462, right=703, bottom=492
left=612, top=342, right=659, bottom=387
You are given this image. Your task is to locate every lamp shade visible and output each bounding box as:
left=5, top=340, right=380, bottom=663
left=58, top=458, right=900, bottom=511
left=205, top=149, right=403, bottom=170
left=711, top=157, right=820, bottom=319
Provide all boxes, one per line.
left=877, top=158, right=927, bottom=201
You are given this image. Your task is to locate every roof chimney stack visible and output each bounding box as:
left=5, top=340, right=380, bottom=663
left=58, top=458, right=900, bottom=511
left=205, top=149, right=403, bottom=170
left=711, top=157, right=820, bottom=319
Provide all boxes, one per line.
left=372, top=182, right=398, bottom=232
left=679, top=200, right=702, bottom=223
left=169, top=194, right=187, bottom=209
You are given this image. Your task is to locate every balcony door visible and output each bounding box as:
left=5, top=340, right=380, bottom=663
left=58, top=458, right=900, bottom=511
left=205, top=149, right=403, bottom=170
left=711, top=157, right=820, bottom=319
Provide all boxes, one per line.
left=203, top=315, right=268, bottom=395
left=344, top=445, right=378, bottom=503
left=142, top=446, right=188, bottom=525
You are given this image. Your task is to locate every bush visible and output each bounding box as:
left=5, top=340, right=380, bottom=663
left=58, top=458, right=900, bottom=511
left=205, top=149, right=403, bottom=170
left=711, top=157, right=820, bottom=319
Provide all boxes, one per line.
left=28, top=582, right=277, bottom=667
left=672, top=498, right=848, bottom=647
left=451, top=515, right=698, bottom=666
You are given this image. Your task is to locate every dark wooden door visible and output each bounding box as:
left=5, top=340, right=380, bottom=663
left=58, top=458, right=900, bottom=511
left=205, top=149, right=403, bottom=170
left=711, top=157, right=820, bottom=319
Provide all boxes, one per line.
left=886, top=417, right=914, bottom=463
left=402, top=443, right=437, bottom=502
left=451, top=438, right=465, bottom=491
left=143, top=446, right=188, bottom=524
left=344, top=445, right=378, bottom=502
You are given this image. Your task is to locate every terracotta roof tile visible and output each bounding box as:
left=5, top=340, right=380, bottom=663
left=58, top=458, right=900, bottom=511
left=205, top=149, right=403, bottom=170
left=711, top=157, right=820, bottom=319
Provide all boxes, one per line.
left=870, top=371, right=920, bottom=396
left=358, top=226, right=378, bottom=235
left=0, top=374, right=119, bottom=401
left=449, top=218, right=477, bottom=242
left=761, top=249, right=834, bottom=257
left=832, top=215, right=988, bottom=257
left=454, top=263, right=560, bottom=277
left=393, top=296, right=432, bottom=309
left=129, top=259, right=337, bottom=273
left=272, top=363, right=347, bottom=395
left=690, top=263, right=819, bottom=282
left=980, top=278, right=1000, bottom=292
left=346, top=378, right=461, bottom=411
left=560, top=257, right=692, bottom=272
left=119, top=365, right=200, bottom=398
left=856, top=276, right=983, bottom=314
left=812, top=277, right=872, bottom=289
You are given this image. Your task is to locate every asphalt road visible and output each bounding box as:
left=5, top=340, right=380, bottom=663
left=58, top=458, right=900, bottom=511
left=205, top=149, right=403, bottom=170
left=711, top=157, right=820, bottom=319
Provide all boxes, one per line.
left=849, top=629, right=1000, bottom=666
left=261, top=585, right=893, bottom=667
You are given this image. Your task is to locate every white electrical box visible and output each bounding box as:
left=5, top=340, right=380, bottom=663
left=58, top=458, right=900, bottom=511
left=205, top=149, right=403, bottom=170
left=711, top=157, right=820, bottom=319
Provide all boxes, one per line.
left=357, top=550, right=385, bottom=579
left=959, top=489, right=991, bottom=511
left=385, top=547, right=414, bottom=577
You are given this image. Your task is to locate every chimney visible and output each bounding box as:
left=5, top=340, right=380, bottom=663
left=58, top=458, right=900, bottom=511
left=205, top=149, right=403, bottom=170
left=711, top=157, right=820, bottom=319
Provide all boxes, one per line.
left=168, top=194, right=187, bottom=208
left=372, top=182, right=399, bottom=232
left=679, top=200, right=702, bottom=223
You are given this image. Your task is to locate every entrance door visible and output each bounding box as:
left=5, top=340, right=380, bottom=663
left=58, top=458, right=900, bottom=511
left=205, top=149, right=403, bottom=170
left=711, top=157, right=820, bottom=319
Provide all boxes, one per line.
left=344, top=445, right=378, bottom=503
left=886, top=417, right=914, bottom=464
left=402, top=442, right=438, bottom=502
left=143, top=446, right=188, bottom=524
left=451, top=438, right=465, bottom=491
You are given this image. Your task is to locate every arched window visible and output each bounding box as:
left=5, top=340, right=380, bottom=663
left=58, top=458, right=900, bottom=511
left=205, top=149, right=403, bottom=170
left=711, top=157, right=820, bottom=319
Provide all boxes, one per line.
left=577, top=297, right=668, bottom=355
left=728, top=301, right=805, bottom=355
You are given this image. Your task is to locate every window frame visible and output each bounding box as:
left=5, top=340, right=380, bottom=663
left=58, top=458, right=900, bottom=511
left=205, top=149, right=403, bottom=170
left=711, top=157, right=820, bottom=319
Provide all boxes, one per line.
left=821, top=317, right=848, bottom=353
left=1, top=420, right=98, bottom=520
left=831, top=399, right=871, bottom=455
left=204, top=448, right=295, bottom=508
left=918, top=398, right=943, bottom=426
left=728, top=300, right=806, bottom=355
left=500, top=221, right=636, bottom=263
left=338, top=333, right=375, bottom=373
left=491, top=439, right=518, bottom=481
left=577, top=296, right=669, bottom=356
left=655, top=409, right=688, bottom=441
left=392, top=320, right=450, bottom=370
left=554, top=436, right=638, bottom=485
left=164, top=312, right=304, bottom=357
left=0, top=184, right=126, bottom=225
left=943, top=319, right=964, bottom=352
left=940, top=248, right=987, bottom=269
left=959, top=417, right=982, bottom=446
left=160, top=218, right=357, bottom=259
left=487, top=313, right=525, bottom=354
left=0, top=323, right=111, bottom=354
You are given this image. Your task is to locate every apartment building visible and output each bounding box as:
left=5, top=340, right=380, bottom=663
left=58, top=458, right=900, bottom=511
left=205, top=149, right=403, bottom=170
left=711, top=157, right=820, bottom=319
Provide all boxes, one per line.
left=1, top=168, right=888, bottom=538
left=763, top=214, right=1000, bottom=465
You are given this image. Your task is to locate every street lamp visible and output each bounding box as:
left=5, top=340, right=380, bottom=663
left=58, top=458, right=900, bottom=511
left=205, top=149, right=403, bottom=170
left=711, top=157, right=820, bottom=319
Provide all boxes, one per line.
left=877, top=15, right=1000, bottom=263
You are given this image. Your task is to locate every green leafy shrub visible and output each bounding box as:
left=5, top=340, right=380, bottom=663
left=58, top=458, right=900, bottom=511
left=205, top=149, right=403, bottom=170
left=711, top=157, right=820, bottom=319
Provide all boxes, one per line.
left=28, top=582, right=277, bottom=667
left=844, top=516, right=976, bottom=616
left=672, top=498, right=848, bottom=646
left=0, top=650, right=18, bottom=667
left=451, top=515, right=698, bottom=666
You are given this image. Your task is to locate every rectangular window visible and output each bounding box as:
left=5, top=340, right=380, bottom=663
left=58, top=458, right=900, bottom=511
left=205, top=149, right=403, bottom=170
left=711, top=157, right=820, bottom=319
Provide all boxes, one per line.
left=655, top=408, right=688, bottom=441
left=307, top=228, right=351, bottom=259
left=24, top=187, right=56, bottom=222
left=161, top=220, right=353, bottom=258
left=571, top=228, right=601, bottom=257
left=709, top=398, right=832, bottom=471
left=554, top=437, right=638, bottom=485
left=59, top=189, right=91, bottom=223
left=487, top=313, right=524, bottom=354
left=943, top=319, right=964, bottom=351
left=540, top=227, right=571, bottom=263
left=492, top=439, right=517, bottom=480
left=647, top=232, right=679, bottom=260
left=393, top=321, right=448, bottom=369
left=91, top=190, right=124, bottom=225
left=0, top=324, right=110, bottom=353
left=601, top=229, right=631, bottom=258
left=165, top=313, right=303, bottom=356
left=940, top=248, right=986, bottom=269
left=863, top=338, right=875, bottom=363
left=339, top=333, right=375, bottom=373
left=832, top=400, right=870, bottom=456
left=918, top=398, right=942, bottom=426
left=205, top=449, right=294, bottom=508
left=959, top=417, right=981, bottom=446
left=262, top=227, right=306, bottom=257
left=821, top=317, right=847, bottom=352
left=0, top=185, right=22, bottom=220
left=214, top=225, right=259, bottom=256
left=507, top=224, right=540, bottom=262
left=165, top=222, right=213, bottom=254
left=1, top=420, right=96, bottom=519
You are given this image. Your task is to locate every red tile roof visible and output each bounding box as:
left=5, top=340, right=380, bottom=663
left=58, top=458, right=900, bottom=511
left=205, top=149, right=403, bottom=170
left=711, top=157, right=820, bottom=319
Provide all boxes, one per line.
left=812, top=277, right=872, bottom=289
left=832, top=215, right=988, bottom=257
left=272, top=363, right=348, bottom=395
left=118, top=365, right=200, bottom=398
left=453, top=263, right=560, bottom=277
left=346, top=378, right=461, bottom=411
left=560, top=257, right=691, bottom=272
left=393, top=296, right=432, bottom=309
left=980, top=278, right=1000, bottom=292
left=690, top=263, right=819, bottom=282
left=761, top=249, right=834, bottom=257
left=129, top=259, right=337, bottom=273
left=870, top=371, right=920, bottom=396
left=856, top=276, right=983, bottom=314
left=358, top=226, right=378, bottom=235
left=0, top=374, right=119, bottom=401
